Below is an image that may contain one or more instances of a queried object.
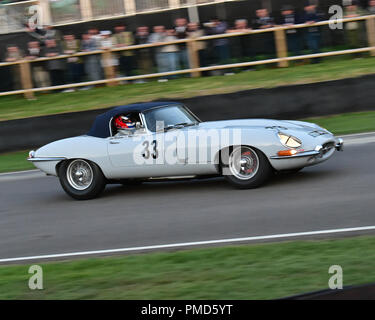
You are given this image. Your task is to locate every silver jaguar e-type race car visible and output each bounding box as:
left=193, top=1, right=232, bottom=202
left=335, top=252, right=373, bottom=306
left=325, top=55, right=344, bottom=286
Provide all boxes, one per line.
left=28, top=102, right=343, bottom=200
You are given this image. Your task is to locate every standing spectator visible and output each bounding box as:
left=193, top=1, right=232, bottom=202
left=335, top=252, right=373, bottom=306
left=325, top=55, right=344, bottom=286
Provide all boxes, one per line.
left=302, top=4, right=322, bottom=63
left=99, top=31, right=118, bottom=79
left=344, top=1, right=365, bottom=55
left=43, top=25, right=63, bottom=45
left=253, top=8, right=275, bottom=57
left=368, top=0, right=375, bottom=14
left=81, top=32, right=102, bottom=82
left=174, top=18, right=189, bottom=69
left=227, top=19, right=254, bottom=63
left=44, top=39, right=66, bottom=87
left=5, top=45, right=23, bottom=90
left=280, top=5, right=301, bottom=56
left=160, top=29, right=180, bottom=78
left=187, top=22, right=207, bottom=68
left=63, top=34, right=83, bottom=87
left=135, top=26, right=153, bottom=76
left=149, top=25, right=167, bottom=74
left=254, top=8, right=275, bottom=29
left=25, top=41, right=50, bottom=88
left=113, top=25, right=136, bottom=76
left=207, top=17, right=230, bottom=65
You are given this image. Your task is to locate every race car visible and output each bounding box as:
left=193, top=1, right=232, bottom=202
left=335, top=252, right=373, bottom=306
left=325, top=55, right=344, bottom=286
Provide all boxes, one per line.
left=28, top=102, right=344, bottom=200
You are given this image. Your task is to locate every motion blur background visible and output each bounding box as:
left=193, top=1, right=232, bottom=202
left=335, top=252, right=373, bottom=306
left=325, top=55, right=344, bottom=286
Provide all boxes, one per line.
left=0, top=0, right=374, bottom=94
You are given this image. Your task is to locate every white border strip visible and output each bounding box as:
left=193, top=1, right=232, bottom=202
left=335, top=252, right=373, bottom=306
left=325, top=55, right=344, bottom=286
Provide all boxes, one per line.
left=1, top=225, right=375, bottom=263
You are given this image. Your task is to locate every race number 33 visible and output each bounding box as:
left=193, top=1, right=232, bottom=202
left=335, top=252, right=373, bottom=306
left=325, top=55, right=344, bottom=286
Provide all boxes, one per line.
left=142, top=140, right=158, bottom=159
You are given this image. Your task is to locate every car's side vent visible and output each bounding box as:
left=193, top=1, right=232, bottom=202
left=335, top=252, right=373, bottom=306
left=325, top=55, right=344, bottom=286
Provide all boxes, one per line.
left=309, top=130, right=329, bottom=137
left=265, top=126, right=288, bottom=130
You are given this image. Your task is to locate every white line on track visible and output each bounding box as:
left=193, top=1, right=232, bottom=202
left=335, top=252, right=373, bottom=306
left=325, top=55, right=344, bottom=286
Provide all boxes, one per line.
left=0, top=169, right=40, bottom=177
left=1, top=225, right=375, bottom=263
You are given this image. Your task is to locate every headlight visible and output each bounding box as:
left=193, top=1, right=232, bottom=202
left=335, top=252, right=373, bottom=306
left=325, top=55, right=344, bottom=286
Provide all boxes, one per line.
left=278, top=133, right=302, bottom=148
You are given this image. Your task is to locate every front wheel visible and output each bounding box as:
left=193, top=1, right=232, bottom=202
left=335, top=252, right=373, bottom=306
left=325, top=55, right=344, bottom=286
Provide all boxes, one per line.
left=221, top=146, right=273, bottom=189
left=58, top=159, right=106, bottom=200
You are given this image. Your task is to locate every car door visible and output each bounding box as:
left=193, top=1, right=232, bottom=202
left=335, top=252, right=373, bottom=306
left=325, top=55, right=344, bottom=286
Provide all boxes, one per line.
left=107, top=129, right=189, bottom=178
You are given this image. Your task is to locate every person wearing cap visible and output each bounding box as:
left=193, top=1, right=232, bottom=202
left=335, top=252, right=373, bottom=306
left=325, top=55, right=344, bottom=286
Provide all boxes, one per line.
left=280, top=5, right=301, bottom=57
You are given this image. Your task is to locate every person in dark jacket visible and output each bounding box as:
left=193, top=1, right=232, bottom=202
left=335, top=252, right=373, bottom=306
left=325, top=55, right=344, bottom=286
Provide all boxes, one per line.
left=135, top=26, right=152, bottom=76
left=302, top=4, right=322, bottom=63
left=44, top=39, right=66, bottom=87
left=174, top=18, right=189, bottom=69
left=280, top=5, right=301, bottom=57
left=253, top=8, right=275, bottom=57
left=207, top=17, right=230, bottom=65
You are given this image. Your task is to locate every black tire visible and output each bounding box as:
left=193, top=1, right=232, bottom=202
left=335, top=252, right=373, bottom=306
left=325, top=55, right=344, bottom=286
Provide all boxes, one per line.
left=58, top=159, right=106, bottom=200
left=221, top=146, right=273, bottom=189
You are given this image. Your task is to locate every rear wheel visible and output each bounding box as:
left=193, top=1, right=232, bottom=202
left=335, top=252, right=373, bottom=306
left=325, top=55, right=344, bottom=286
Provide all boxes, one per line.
left=58, top=159, right=106, bottom=200
left=221, top=146, right=273, bottom=189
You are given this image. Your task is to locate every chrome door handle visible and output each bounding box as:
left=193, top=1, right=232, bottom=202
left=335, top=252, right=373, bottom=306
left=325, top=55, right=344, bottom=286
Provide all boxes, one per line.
left=110, top=141, right=120, bottom=144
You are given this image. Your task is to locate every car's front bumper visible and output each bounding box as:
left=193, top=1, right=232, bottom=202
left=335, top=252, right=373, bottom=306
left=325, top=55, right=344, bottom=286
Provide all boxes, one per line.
left=268, top=137, right=344, bottom=171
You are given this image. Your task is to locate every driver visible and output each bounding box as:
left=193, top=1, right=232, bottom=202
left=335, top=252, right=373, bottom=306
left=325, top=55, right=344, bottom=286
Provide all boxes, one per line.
left=114, top=114, right=136, bottom=135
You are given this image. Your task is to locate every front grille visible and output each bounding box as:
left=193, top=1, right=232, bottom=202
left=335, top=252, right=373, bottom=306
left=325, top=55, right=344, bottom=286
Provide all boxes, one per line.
left=322, top=142, right=335, bottom=155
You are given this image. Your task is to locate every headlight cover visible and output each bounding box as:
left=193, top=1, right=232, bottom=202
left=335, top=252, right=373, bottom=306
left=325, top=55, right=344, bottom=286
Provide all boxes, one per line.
left=278, top=132, right=302, bottom=148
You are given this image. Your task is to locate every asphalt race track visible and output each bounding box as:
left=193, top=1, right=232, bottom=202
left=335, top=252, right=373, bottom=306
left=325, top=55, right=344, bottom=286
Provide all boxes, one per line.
left=1, top=132, right=375, bottom=263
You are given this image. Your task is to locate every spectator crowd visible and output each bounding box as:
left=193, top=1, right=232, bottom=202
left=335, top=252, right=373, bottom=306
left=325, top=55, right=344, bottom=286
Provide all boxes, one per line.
left=1, top=1, right=374, bottom=92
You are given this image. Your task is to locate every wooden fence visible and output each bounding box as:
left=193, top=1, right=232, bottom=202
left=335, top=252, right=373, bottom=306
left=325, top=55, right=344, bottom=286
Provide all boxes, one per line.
left=1, top=14, right=375, bottom=100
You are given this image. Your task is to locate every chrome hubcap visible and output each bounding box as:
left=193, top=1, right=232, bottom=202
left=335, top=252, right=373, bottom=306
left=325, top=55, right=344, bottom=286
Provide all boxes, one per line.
left=66, top=160, right=93, bottom=191
left=229, top=146, right=259, bottom=180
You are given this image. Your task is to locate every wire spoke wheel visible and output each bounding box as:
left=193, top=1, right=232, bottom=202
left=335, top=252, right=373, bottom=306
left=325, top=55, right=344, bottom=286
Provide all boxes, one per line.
left=228, top=146, right=260, bottom=180
left=66, top=159, right=94, bottom=191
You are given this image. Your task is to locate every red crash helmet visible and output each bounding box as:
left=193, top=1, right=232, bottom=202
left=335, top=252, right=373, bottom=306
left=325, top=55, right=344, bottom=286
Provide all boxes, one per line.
left=114, top=115, right=136, bottom=130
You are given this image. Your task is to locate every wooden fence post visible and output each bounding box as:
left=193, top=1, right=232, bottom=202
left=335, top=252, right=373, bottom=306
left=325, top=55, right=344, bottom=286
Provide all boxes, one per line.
left=19, top=61, right=35, bottom=100
left=366, top=16, right=375, bottom=56
left=274, top=28, right=289, bottom=68
left=102, top=50, right=117, bottom=86
left=187, top=39, right=201, bottom=78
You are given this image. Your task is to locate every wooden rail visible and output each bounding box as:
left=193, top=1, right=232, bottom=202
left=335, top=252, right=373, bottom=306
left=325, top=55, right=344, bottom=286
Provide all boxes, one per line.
left=1, top=14, right=375, bottom=99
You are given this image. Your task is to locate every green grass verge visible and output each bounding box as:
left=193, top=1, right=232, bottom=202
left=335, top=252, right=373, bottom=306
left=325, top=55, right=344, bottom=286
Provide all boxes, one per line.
left=1, top=110, right=374, bottom=174
left=1, top=56, right=375, bottom=121
left=1, top=235, right=375, bottom=299
left=0, top=150, right=34, bottom=173
left=304, top=111, right=375, bottom=135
